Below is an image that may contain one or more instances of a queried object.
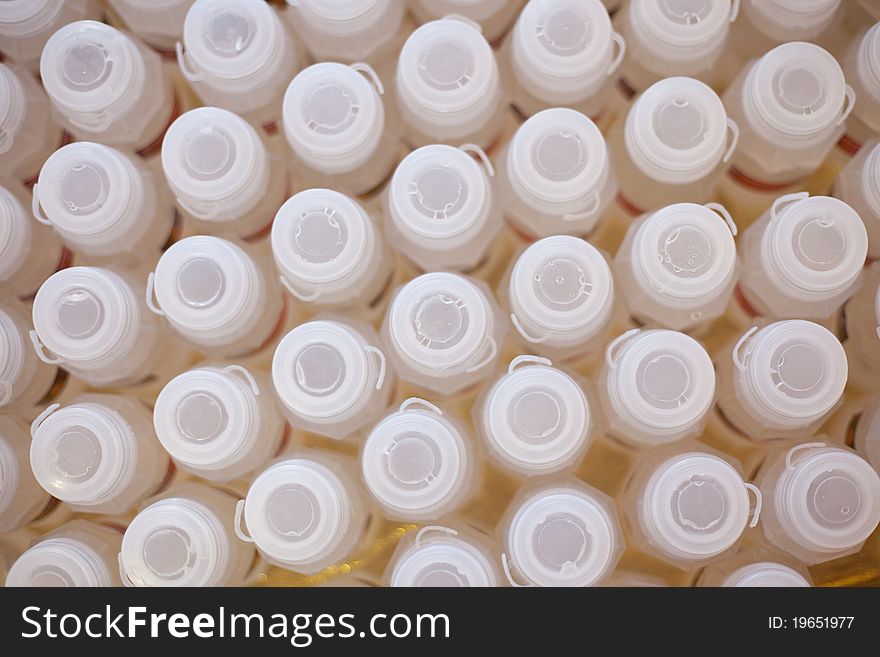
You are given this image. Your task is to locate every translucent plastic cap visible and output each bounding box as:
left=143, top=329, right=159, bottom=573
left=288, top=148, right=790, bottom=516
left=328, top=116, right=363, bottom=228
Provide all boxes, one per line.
left=628, top=0, right=736, bottom=58
left=6, top=537, right=112, bottom=587
left=747, top=0, right=840, bottom=30
left=32, top=267, right=139, bottom=365
left=35, top=142, right=137, bottom=237
left=40, top=21, right=143, bottom=118
left=0, top=307, right=26, bottom=406
left=287, top=0, right=387, bottom=25
left=242, top=458, right=351, bottom=566
left=396, top=18, right=499, bottom=122
left=722, top=562, right=811, bottom=587
left=30, top=401, right=134, bottom=505
left=0, top=186, right=29, bottom=284
left=625, top=77, right=733, bottom=183
left=183, top=0, right=283, bottom=79
left=150, top=236, right=262, bottom=337
left=763, top=193, right=867, bottom=297
left=512, top=0, right=617, bottom=83
left=154, top=365, right=261, bottom=470
left=482, top=356, right=590, bottom=474
left=388, top=144, right=492, bottom=247
left=0, top=65, right=23, bottom=153
left=776, top=443, right=880, bottom=552
left=734, top=321, right=847, bottom=425
left=388, top=272, right=494, bottom=371
left=508, top=108, right=609, bottom=208
left=858, top=23, right=880, bottom=103
left=641, top=452, right=754, bottom=559
left=122, top=497, right=229, bottom=586
left=0, top=416, right=25, bottom=515
left=745, top=42, right=850, bottom=138
left=271, top=189, right=376, bottom=299
left=162, top=107, right=265, bottom=211
left=509, top=236, right=614, bottom=340
left=283, top=62, right=384, bottom=170
left=862, top=142, right=880, bottom=220
left=272, top=321, right=383, bottom=422
left=605, top=329, right=715, bottom=436
left=362, top=399, right=470, bottom=519
left=391, top=526, right=497, bottom=587
left=632, top=202, right=738, bottom=304
left=507, top=486, right=619, bottom=586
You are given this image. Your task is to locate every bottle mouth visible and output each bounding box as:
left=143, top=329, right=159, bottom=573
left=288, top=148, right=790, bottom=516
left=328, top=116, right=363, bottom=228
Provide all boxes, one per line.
left=7, top=536, right=112, bottom=587
left=392, top=538, right=497, bottom=587
left=628, top=0, right=732, bottom=55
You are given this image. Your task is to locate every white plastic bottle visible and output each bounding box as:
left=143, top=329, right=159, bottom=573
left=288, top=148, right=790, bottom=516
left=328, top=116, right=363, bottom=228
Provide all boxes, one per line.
left=271, top=189, right=393, bottom=313
left=501, top=478, right=623, bottom=587
left=722, top=42, right=853, bottom=190
left=120, top=482, right=256, bottom=587
left=40, top=21, right=177, bottom=153
left=716, top=320, right=848, bottom=441
left=834, top=139, right=880, bottom=259
left=361, top=398, right=475, bottom=521
left=756, top=441, right=880, bottom=564
left=383, top=272, right=505, bottom=397
left=272, top=319, right=394, bottom=440
left=33, top=142, right=175, bottom=267
left=6, top=520, right=122, bottom=587
left=732, top=0, right=842, bottom=64
left=30, top=393, right=171, bottom=515
left=154, top=364, right=285, bottom=482
left=177, top=0, right=302, bottom=128
left=396, top=17, right=505, bottom=148
left=31, top=266, right=183, bottom=388
left=0, top=63, right=64, bottom=183
left=0, top=181, right=66, bottom=300
left=162, top=107, right=287, bottom=240
left=735, top=193, right=867, bottom=323
left=840, top=22, right=880, bottom=151
left=282, top=62, right=397, bottom=196
left=609, top=76, right=737, bottom=215
left=0, top=415, right=52, bottom=533
left=697, top=546, right=813, bottom=587
left=614, top=0, right=737, bottom=94
left=598, top=329, right=715, bottom=447
left=499, top=108, right=616, bottom=239
left=475, top=355, right=592, bottom=477
left=282, top=0, right=407, bottom=68
left=147, top=236, right=285, bottom=358
left=408, top=0, right=524, bottom=44
left=384, top=144, right=501, bottom=272
left=622, top=447, right=760, bottom=568
left=842, top=263, right=880, bottom=391
left=387, top=525, right=499, bottom=587
left=106, top=0, right=195, bottom=54
left=0, top=300, right=58, bottom=412
left=0, top=0, right=99, bottom=71
left=235, top=452, right=368, bottom=574
left=502, top=236, right=615, bottom=365
left=503, top=0, right=624, bottom=120
left=614, top=202, right=738, bottom=331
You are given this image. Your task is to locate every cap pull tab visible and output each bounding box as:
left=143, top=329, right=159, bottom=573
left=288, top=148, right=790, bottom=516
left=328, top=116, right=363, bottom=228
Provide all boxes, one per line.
left=30, top=403, right=61, bottom=439
left=511, top=313, right=548, bottom=344
left=399, top=397, right=443, bottom=416
left=29, top=330, right=63, bottom=365
left=607, top=32, right=626, bottom=77
left=837, top=85, right=856, bottom=127
left=365, top=345, right=387, bottom=390
left=415, top=525, right=458, bottom=548
left=785, top=441, right=827, bottom=471
left=465, top=335, right=497, bottom=373
left=118, top=553, right=135, bottom=587
left=723, top=118, right=739, bottom=163
left=703, top=202, right=737, bottom=236
left=279, top=275, right=322, bottom=303
left=732, top=326, right=758, bottom=371
left=729, top=0, right=740, bottom=22
left=501, top=553, right=534, bottom=588
left=770, top=191, right=809, bottom=224
left=350, top=62, right=384, bottom=95
left=744, top=483, right=762, bottom=528
left=176, top=42, right=204, bottom=83
left=31, top=184, right=54, bottom=226
left=605, top=328, right=640, bottom=370
left=459, top=143, right=495, bottom=177
left=222, top=364, right=260, bottom=396
left=508, top=354, right=553, bottom=374
left=234, top=499, right=254, bottom=543
left=145, top=272, right=165, bottom=317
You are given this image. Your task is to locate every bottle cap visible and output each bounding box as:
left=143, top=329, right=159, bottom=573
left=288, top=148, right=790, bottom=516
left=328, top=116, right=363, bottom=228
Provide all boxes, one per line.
left=777, top=444, right=880, bottom=552
left=390, top=527, right=497, bottom=587
left=388, top=272, right=494, bottom=372
left=32, top=267, right=140, bottom=366
left=151, top=236, right=263, bottom=342
left=161, top=107, right=267, bottom=219
left=0, top=64, right=24, bottom=154
left=510, top=236, right=614, bottom=341
left=272, top=320, right=383, bottom=424
left=482, top=356, right=590, bottom=474
left=507, top=486, right=619, bottom=586
left=508, top=108, right=610, bottom=209
left=605, top=329, right=715, bottom=439
left=387, top=144, right=493, bottom=251
left=857, top=23, right=880, bottom=106
left=0, top=185, right=30, bottom=282
left=362, top=399, right=470, bottom=519
left=631, top=202, right=737, bottom=305
left=271, top=189, right=377, bottom=302
left=722, top=562, right=811, bottom=587
left=0, top=303, right=28, bottom=404
left=154, top=366, right=262, bottom=472
left=287, top=0, right=388, bottom=28
left=283, top=62, right=384, bottom=172
left=627, top=0, right=734, bottom=60
left=625, top=77, right=730, bottom=184
left=0, top=416, right=26, bottom=517
left=6, top=537, right=112, bottom=587
left=860, top=143, right=880, bottom=219
left=641, top=452, right=751, bottom=559
left=242, top=458, right=352, bottom=567
left=121, top=497, right=229, bottom=586
left=735, top=321, right=847, bottom=426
